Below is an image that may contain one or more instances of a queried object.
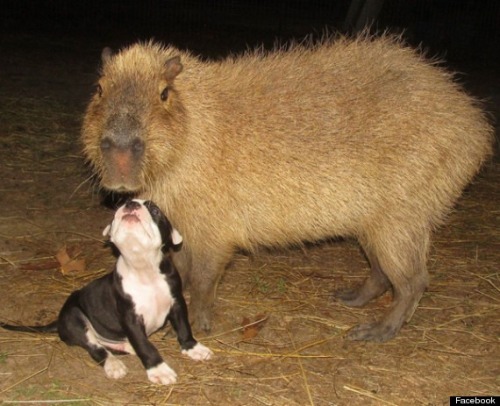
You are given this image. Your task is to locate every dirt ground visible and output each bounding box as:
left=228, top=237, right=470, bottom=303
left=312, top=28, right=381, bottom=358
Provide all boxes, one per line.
left=0, top=32, right=498, bottom=406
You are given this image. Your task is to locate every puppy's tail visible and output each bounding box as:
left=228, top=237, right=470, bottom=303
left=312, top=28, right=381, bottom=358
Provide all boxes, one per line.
left=0, top=321, right=58, bottom=333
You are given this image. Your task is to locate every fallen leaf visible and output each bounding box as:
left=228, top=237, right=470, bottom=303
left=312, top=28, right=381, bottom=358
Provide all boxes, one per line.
left=377, top=292, right=393, bottom=306
left=55, top=246, right=71, bottom=267
left=62, top=258, right=86, bottom=275
left=55, top=245, right=86, bottom=275
left=241, top=314, right=268, bottom=341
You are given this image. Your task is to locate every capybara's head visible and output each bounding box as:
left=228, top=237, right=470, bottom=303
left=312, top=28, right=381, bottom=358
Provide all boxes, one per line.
left=82, top=42, right=185, bottom=192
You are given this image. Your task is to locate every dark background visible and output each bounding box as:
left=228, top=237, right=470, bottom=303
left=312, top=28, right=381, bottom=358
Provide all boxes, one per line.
left=1, top=0, right=499, bottom=63
left=0, top=2, right=498, bottom=404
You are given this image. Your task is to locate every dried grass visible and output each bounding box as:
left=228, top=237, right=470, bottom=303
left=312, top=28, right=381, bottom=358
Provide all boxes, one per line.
left=0, top=34, right=499, bottom=405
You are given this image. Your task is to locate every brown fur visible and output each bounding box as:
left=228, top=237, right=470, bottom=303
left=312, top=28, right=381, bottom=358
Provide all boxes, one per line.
left=82, top=35, right=493, bottom=341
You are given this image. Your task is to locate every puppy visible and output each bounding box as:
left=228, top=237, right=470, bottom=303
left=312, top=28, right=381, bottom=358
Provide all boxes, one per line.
left=0, top=199, right=212, bottom=385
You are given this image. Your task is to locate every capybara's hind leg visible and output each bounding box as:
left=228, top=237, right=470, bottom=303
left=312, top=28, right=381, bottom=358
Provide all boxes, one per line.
left=346, top=229, right=429, bottom=342
left=347, top=279, right=427, bottom=342
left=334, top=245, right=392, bottom=307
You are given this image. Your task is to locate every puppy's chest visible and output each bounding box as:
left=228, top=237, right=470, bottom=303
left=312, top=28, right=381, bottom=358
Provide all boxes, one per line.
left=120, top=271, right=175, bottom=335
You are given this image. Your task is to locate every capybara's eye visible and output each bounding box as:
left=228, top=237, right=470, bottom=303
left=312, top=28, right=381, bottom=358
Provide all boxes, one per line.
left=96, top=84, right=103, bottom=97
left=160, top=87, right=169, bottom=101
left=100, top=138, right=112, bottom=150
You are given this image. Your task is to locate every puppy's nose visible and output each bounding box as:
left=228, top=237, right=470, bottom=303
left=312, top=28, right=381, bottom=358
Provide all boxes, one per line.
left=124, top=200, right=141, bottom=211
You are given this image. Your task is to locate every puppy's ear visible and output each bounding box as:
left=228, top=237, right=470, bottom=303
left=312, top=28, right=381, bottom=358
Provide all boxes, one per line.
left=171, top=228, right=183, bottom=246
left=102, top=224, right=112, bottom=237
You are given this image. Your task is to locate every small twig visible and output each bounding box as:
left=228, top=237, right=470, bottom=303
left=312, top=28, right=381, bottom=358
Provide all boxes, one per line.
left=215, top=340, right=340, bottom=359
left=474, top=289, right=500, bottom=303
left=470, top=271, right=500, bottom=294
left=283, top=335, right=339, bottom=357
left=432, top=310, right=496, bottom=329
left=0, top=255, right=17, bottom=267
left=343, top=385, right=398, bottom=406
left=3, top=230, right=104, bottom=243
left=3, top=400, right=91, bottom=404
left=0, top=366, right=49, bottom=395
left=288, top=330, right=314, bottom=406
left=207, top=315, right=269, bottom=340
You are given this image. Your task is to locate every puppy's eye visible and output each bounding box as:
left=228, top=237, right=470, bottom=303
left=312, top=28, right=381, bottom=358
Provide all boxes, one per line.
left=96, top=84, right=103, bottom=97
left=160, top=87, right=169, bottom=101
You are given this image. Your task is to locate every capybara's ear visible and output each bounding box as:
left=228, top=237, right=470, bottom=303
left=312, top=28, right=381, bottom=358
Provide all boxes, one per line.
left=101, top=47, right=113, bottom=65
left=170, top=228, right=183, bottom=246
left=164, top=56, right=183, bottom=81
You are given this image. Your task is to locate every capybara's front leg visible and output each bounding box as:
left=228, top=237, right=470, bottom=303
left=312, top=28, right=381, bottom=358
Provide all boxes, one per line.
left=186, top=249, right=232, bottom=333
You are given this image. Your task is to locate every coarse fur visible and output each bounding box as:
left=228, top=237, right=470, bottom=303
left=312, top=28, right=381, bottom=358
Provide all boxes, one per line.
left=82, top=34, right=494, bottom=342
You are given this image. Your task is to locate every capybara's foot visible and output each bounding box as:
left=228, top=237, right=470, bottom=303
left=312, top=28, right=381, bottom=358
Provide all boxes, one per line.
left=191, top=308, right=213, bottom=333
left=334, top=288, right=368, bottom=307
left=334, top=261, right=391, bottom=307
left=334, top=285, right=390, bottom=308
left=346, top=320, right=399, bottom=342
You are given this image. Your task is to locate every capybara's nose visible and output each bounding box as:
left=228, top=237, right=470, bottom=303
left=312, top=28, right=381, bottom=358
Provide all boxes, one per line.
left=124, top=200, right=141, bottom=211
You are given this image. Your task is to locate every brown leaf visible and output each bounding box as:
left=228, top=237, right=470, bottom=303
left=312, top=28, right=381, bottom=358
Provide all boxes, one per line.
left=55, top=246, right=71, bottom=267
left=61, top=258, right=86, bottom=275
left=378, top=293, right=393, bottom=306
left=241, top=314, right=267, bottom=341
left=55, top=245, right=86, bottom=275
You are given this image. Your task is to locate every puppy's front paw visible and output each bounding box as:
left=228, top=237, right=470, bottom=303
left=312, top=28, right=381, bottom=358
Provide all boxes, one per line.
left=104, top=356, right=128, bottom=379
left=182, top=343, right=213, bottom=361
left=147, top=362, right=178, bottom=385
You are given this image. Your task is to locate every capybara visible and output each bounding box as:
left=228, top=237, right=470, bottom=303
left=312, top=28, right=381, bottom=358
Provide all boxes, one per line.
left=82, top=35, right=493, bottom=342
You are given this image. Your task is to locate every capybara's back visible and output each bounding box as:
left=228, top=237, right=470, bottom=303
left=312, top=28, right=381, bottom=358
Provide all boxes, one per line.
left=82, top=35, right=493, bottom=342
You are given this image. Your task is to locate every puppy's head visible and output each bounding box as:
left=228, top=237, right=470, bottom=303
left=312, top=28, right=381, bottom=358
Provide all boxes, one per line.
left=103, top=199, right=182, bottom=255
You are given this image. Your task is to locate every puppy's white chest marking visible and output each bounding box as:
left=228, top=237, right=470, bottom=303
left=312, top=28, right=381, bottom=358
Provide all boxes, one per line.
left=120, top=266, right=174, bottom=335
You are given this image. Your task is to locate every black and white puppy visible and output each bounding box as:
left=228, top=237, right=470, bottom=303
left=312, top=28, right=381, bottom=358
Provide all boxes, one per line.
left=0, top=199, right=212, bottom=385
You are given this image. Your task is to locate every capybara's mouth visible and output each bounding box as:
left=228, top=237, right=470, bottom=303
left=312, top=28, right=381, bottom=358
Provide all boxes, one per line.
left=100, top=173, right=144, bottom=195
left=104, top=183, right=143, bottom=194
